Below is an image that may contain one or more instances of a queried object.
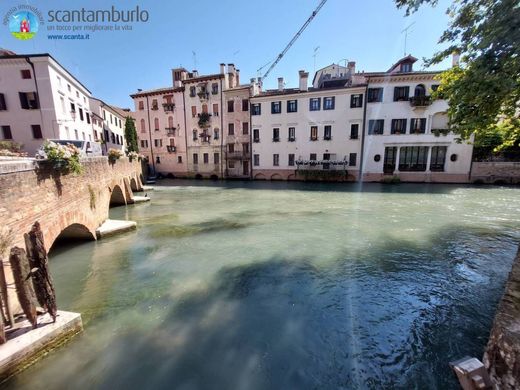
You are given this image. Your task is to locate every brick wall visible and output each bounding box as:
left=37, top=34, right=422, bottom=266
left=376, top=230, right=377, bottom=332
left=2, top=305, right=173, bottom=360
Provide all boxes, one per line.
left=471, top=162, right=520, bottom=184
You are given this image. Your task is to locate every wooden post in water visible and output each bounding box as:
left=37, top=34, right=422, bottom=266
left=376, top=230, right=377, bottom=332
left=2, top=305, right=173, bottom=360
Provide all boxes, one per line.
left=9, top=247, right=38, bottom=329
left=24, top=222, right=57, bottom=322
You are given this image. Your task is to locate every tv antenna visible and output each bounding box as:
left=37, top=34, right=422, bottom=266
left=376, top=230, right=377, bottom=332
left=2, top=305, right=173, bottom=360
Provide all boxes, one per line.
left=192, top=51, right=197, bottom=70
left=313, top=46, right=320, bottom=73
left=401, top=22, right=415, bottom=56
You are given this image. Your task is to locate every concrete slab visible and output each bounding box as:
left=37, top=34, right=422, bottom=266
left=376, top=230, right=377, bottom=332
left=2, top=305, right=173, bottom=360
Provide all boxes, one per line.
left=132, top=195, right=150, bottom=204
left=0, top=311, right=83, bottom=383
left=96, top=219, right=137, bottom=239
left=142, top=185, right=154, bottom=191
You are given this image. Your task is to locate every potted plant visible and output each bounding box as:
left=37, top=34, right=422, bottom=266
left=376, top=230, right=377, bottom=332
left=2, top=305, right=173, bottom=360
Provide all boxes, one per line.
left=108, top=148, right=123, bottom=164
left=127, top=151, right=139, bottom=162
left=39, top=140, right=83, bottom=175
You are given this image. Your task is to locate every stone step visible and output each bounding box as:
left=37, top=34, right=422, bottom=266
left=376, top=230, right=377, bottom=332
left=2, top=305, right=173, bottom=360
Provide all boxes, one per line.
left=96, top=219, right=136, bottom=239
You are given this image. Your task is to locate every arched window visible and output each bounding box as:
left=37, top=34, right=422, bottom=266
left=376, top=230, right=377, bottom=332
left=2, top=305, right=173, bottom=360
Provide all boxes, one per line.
left=140, top=119, right=145, bottom=133
left=154, top=118, right=159, bottom=131
left=414, top=84, right=426, bottom=97
left=168, top=116, right=174, bottom=128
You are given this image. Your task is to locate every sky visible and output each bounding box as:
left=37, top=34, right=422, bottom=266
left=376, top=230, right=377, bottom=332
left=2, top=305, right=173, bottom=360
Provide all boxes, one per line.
left=1, top=0, right=453, bottom=109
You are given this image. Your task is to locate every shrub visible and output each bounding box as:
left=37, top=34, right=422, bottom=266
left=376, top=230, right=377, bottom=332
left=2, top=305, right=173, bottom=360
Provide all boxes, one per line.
left=41, top=140, right=83, bottom=175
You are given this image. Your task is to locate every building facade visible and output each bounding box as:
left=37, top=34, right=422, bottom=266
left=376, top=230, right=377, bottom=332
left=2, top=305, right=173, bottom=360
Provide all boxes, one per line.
left=131, top=86, right=188, bottom=177
left=361, top=55, right=473, bottom=183
left=0, top=52, right=95, bottom=155
left=89, top=98, right=126, bottom=153
left=250, top=68, right=364, bottom=181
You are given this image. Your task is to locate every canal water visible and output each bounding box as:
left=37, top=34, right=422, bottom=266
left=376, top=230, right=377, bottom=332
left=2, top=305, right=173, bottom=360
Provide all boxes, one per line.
left=3, top=181, right=520, bottom=389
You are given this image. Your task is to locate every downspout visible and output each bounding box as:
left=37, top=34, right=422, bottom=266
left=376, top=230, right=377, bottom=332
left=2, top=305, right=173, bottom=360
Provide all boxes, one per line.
left=146, top=95, right=156, bottom=175
left=220, top=77, right=224, bottom=179
left=359, top=83, right=369, bottom=183
left=25, top=57, right=47, bottom=137
left=182, top=89, right=188, bottom=177
left=249, top=90, right=253, bottom=180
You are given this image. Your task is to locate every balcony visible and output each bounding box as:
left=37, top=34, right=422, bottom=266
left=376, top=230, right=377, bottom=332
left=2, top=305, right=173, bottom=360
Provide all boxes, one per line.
left=167, top=145, right=176, bottom=153
left=163, top=103, right=175, bottom=112
left=409, top=95, right=432, bottom=107
left=197, top=113, right=211, bottom=128
left=165, top=127, right=176, bottom=136
left=227, top=151, right=250, bottom=160
left=151, top=104, right=159, bottom=111
left=296, top=160, right=348, bottom=170
left=197, top=91, right=209, bottom=101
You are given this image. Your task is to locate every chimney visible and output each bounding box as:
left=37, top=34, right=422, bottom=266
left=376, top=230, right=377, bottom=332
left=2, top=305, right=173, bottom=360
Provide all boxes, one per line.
left=227, top=64, right=236, bottom=88
left=220, top=63, right=226, bottom=74
left=347, top=61, right=356, bottom=74
left=236, top=69, right=240, bottom=85
left=298, top=70, right=309, bottom=92
left=192, top=70, right=198, bottom=78
left=452, top=52, right=460, bottom=67
left=180, top=70, right=187, bottom=80
left=278, top=77, right=284, bottom=91
left=227, top=63, right=235, bottom=74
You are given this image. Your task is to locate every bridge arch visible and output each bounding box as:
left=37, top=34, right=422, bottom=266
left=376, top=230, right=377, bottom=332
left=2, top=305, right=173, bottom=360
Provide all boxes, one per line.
left=48, top=223, right=96, bottom=252
left=109, top=184, right=127, bottom=207
left=130, top=177, right=138, bottom=192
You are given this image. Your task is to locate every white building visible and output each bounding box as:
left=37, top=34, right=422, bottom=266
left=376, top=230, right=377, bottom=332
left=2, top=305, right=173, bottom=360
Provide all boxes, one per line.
left=0, top=50, right=95, bottom=155
left=362, top=55, right=473, bottom=183
left=89, top=98, right=126, bottom=153
left=250, top=66, right=364, bottom=181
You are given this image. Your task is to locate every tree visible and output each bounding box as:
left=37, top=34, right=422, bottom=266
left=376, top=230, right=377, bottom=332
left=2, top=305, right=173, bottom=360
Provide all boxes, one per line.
left=395, top=0, right=520, bottom=150
left=124, top=116, right=139, bottom=153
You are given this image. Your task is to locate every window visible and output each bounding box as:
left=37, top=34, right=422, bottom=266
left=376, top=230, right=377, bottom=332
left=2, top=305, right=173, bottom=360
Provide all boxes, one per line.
left=287, top=99, right=298, bottom=113
left=273, top=154, right=279, bottom=166
left=193, top=129, right=198, bottom=141
left=19, top=92, right=39, bottom=109
left=350, top=124, right=359, bottom=139
left=228, top=123, right=235, bottom=135
left=31, top=124, right=42, bottom=139
left=213, top=103, right=219, bottom=116
left=288, top=127, right=295, bottom=141
left=368, top=120, right=384, bottom=135
left=178, top=156, right=183, bottom=163
left=367, top=88, right=383, bottom=103
left=228, top=143, right=235, bottom=153
left=324, top=97, right=335, bottom=110
left=324, top=125, right=332, bottom=140
left=272, top=128, right=280, bottom=142
left=86, top=112, right=91, bottom=124
left=214, top=153, right=220, bottom=164
left=430, top=146, right=447, bottom=172
left=228, top=100, right=234, bottom=112
left=154, top=118, right=160, bottom=131
left=271, top=101, right=281, bottom=114
left=393, top=86, right=410, bottom=101
left=253, top=129, right=260, bottom=143
left=191, top=106, right=197, bottom=117
left=228, top=160, right=235, bottom=169
left=310, top=126, right=318, bottom=141
left=140, top=140, right=148, bottom=148
left=253, top=154, right=260, bottom=166
left=76, top=91, right=80, bottom=98
left=67, top=84, right=71, bottom=92
left=203, top=153, right=209, bottom=164
left=0, top=93, right=7, bottom=110
left=310, top=153, right=317, bottom=161
left=309, top=98, right=321, bottom=111
left=71, top=102, right=76, bottom=114
left=79, top=108, right=84, bottom=121
left=156, top=156, right=161, bottom=164
left=242, top=122, right=249, bottom=135
left=350, top=94, right=363, bottom=108
left=242, top=99, right=249, bottom=111
left=193, top=153, right=199, bottom=164
left=21, top=69, right=31, bottom=79
left=288, top=154, right=295, bottom=166
left=212, top=83, right=218, bottom=94
left=138, top=101, right=144, bottom=110
left=75, top=129, right=79, bottom=140
left=243, top=143, right=249, bottom=154
left=401, top=63, right=412, bottom=72
left=190, top=86, right=196, bottom=97
left=399, top=146, right=429, bottom=171
left=214, top=128, right=219, bottom=140
left=383, top=147, right=397, bottom=174
left=154, top=139, right=162, bottom=147
left=410, top=118, right=427, bottom=134
left=151, top=99, right=158, bottom=110
left=349, top=153, right=357, bottom=166
left=1, top=125, right=12, bottom=139
left=140, top=119, right=146, bottom=133
left=391, top=119, right=407, bottom=134
left=414, top=84, right=426, bottom=97
left=252, top=103, right=261, bottom=115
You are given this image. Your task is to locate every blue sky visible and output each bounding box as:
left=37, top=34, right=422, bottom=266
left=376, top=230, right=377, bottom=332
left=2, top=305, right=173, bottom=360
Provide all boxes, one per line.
left=1, top=0, right=453, bottom=108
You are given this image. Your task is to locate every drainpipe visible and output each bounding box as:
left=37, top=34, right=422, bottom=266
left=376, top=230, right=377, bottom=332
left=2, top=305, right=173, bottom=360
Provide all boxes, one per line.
left=25, top=57, right=47, bottom=138
left=182, top=89, right=188, bottom=177
left=359, top=83, right=369, bottom=183
left=145, top=95, right=156, bottom=175
left=249, top=90, right=253, bottom=180
left=220, top=77, right=224, bottom=178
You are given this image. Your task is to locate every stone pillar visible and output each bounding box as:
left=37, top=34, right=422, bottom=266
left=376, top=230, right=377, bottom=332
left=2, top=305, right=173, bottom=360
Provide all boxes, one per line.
left=394, top=147, right=401, bottom=174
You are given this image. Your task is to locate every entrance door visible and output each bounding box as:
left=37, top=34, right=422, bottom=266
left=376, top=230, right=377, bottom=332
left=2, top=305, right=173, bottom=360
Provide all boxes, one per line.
left=243, top=160, right=249, bottom=176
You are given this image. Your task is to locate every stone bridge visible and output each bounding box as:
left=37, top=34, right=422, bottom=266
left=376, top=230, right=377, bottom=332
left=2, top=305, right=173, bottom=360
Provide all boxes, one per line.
left=0, top=156, right=145, bottom=252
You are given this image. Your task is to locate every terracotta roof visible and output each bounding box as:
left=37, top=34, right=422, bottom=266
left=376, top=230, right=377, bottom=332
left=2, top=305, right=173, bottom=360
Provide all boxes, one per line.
left=130, top=86, right=183, bottom=98
left=252, top=83, right=367, bottom=99
left=182, top=74, right=224, bottom=84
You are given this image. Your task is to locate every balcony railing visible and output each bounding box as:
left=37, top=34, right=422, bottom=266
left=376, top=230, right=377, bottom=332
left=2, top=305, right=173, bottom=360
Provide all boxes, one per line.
left=167, top=145, right=176, bottom=153
left=227, top=151, right=250, bottom=160
left=163, top=103, right=175, bottom=112
left=409, top=95, right=432, bottom=107
left=165, top=127, right=176, bottom=135
left=296, top=160, right=348, bottom=170
left=272, top=137, right=280, bottom=142
left=288, top=137, right=296, bottom=142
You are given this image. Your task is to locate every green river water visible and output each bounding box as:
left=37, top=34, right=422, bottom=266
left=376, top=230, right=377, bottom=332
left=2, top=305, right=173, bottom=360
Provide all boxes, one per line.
left=3, top=181, right=520, bottom=389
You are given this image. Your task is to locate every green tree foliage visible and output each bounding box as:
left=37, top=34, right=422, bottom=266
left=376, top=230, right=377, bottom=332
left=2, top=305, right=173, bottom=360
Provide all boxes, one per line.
left=124, top=116, right=139, bottom=153
left=395, top=0, right=520, bottom=151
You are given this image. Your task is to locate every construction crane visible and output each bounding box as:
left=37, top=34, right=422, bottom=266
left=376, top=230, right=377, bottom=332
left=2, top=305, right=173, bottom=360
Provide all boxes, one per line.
left=259, top=0, right=328, bottom=85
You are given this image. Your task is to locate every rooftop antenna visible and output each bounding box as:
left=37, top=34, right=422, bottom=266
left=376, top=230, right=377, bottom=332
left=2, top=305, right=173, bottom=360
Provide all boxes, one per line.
left=192, top=51, right=197, bottom=70
left=401, top=22, right=415, bottom=57
left=313, top=46, right=320, bottom=73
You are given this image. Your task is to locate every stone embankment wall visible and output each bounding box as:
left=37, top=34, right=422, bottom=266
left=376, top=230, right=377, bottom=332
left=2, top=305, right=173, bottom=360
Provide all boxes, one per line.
left=484, top=247, right=520, bottom=388
left=471, top=162, right=520, bottom=184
